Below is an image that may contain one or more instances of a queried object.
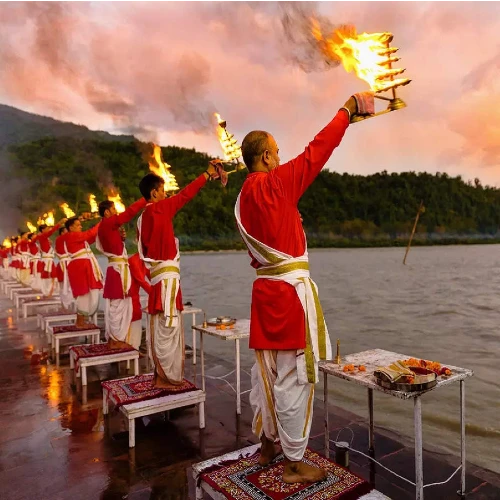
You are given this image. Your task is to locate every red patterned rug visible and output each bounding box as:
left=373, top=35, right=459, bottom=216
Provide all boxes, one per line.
left=53, top=323, right=99, bottom=334
left=39, top=310, right=74, bottom=317
left=102, top=373, right=199, bottom=409
left=200, top=448, right=372, bottom=500
left=69, top=343, right=137, bottom=374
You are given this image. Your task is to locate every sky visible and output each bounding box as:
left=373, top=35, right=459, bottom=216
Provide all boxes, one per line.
left=0, top=1, right=499, bottom=186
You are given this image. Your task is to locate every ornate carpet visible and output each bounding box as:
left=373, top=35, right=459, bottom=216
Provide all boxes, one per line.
left=102, top=373, right=198, bottom=409
left=200, top=448, right=372, bottom=500
left=53, top=323, right=99, bottom=334
left=69, top=343, right=136, bottom=374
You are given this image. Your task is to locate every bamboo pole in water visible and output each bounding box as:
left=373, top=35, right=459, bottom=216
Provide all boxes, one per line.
left=403, top=200, right=424, bottom=265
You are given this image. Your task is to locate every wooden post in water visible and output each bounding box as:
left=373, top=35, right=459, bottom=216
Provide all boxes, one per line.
left=403, top=200, right=424, bottom=265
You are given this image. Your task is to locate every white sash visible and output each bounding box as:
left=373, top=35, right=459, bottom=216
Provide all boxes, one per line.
left=41, top=248, right=55, bottom=275
left=137, top=212, right=180, bottom=327
left=65, top=241, right=104, bottom=285
left=235, top=194, right=331, bottom=384
left=95, top=235, right=131, bottom=296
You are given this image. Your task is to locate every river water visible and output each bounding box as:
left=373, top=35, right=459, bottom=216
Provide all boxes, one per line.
left=99, top=245, right=500, bottom=473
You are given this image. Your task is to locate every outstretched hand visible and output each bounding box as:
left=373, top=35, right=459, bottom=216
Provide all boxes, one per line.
left=352, top=91, right=375, bottom=115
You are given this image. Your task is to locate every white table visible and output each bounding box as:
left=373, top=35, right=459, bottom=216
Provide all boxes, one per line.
left=70, top=344, right=139, bottom=386
left=37, top=311, right=76, bottom=333
left=182, top=305, right=203, bottom=365
left=320, top=348, right=473, bottom=500
left=1, top=279, right=18, bottom=294
left=102, top=373, right=205, bottom=448
left=49, top=324, right=101, bottom=355
left=16, top=292, right=59, bottom=310
left=193, top=319, right=250, bottom=415
left=5, top=282, right=25, bottom=298
left=11, top=287, right=33, bottom=302
left=23, top=299, right=61, bottom=318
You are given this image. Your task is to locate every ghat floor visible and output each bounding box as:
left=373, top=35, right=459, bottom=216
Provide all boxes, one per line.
left=0, top=297, right=499, bottom=499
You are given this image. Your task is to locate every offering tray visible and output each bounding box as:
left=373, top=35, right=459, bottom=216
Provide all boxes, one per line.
left=375, top=366, right=437, bottom=392
left=206, top=316, right=237, bottom=327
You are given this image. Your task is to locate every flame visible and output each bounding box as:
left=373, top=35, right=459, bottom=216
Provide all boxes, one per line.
left=148, top=144, right=179, bottom=192
left=60, top=203, right=75, bottom=218
left=37, top=211, right=55, bottom=226
left=311, top=23, right=410, bottom=93
left=107, top=191, right=125, bottom=214
left=214, top=112, right=242, bottom=162
left=27, top=221, right=36, bottom=233
left=89, top=194, right=98, bottom=213
left=2, top=238, right=11, bottom=248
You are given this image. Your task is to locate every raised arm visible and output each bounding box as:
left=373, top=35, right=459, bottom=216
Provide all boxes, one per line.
left=166, top=174, right=207, bottom=215
left=273, top=109, right=349, bottom=205
left=37, top=223, right=61, bottom=241
left=68, top=222, right=101, bottom=244
left=113, top=198, right=148, bottom=227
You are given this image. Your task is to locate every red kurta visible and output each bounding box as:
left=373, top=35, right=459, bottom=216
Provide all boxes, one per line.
left=17, top=240, right=30, bottom=269
left=140, top=174, right=207, bottom=315
left=239, top=110, right=349, bottom=350
left=98, top=198, right=147, bottom=300
left=37, top=225, right=61, bottom=278
left=28, top=237, right=39, bottom=274
left=10, top=245, right=18, bottom=268
left=66, top=223, right=102, bottom=298
left=128, top=253, right=152, bottom=322
left=54, top=233, right=67, bottom=283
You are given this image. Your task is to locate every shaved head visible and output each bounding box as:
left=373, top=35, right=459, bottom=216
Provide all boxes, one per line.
left=241, top=130, right=270, bottom=171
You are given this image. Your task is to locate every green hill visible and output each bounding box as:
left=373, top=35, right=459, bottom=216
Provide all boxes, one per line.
left=6, top=135, right=500, bottom=249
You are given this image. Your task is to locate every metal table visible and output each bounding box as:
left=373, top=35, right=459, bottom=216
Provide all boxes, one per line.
left=320, top=348, right=473, bottom=500
left=193, top=319, right=250, bottom=415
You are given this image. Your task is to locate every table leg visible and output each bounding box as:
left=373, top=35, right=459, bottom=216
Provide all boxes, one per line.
left=82, top=366, right=87, bottom=387
left=324, top=371, right=330, bottom=458
left=199, top=401, right=205, bottom=429
left=126, top=359, right=131, bottom=371
left=368, top=388, right=374, bottom=452
left=192, top=312, right=197, bottom=365
left=236, top=338, right=241, bottom=415
left=134, top=357, right=139, bottom=375
left=200, top=332, right=205, bottom=393
left=460, top=380, right=466, bottom=496
left=414, top=396, right=424, bottom=500
left=103, top=389, right=109, bottom=415
left=129, top=418, right=135, bottom=448
left=23, top=305, right=27, bottom=319
left=70, top=351, right=74, bottom=370
left=55, top=337, right=60, bottom=355
left=95, top=332, right=100, bottom=344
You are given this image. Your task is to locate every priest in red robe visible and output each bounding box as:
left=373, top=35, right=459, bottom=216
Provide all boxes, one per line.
left=137, top=163, right=221, bottom=388
left=236, top=93, right=374, bottom=483
left=97, top=197, right=147, bottom=349
left=54, top=227, right=73, bottom=310
left=37, top=221, right=65, bottom=297
left=17, top=232, right=31, bottom=286
left=65, top=217, right=103, bottom=326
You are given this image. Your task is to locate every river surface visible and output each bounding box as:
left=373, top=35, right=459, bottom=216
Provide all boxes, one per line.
left=98, top=245, right=500, bottom=473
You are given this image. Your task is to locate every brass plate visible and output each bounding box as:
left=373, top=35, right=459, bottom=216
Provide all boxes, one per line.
left=206, top=317, right=237, bottom=327
left=375, top=367, right=437, bottom=392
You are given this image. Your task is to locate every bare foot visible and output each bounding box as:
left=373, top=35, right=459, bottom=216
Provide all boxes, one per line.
left=258, top=435, right=281, bottom=466
left=282, top=459, right=327, bottom=484
left=107, top=338, right=132, bottom=350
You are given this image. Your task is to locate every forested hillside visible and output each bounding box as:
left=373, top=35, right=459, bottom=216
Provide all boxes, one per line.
left=8, top=137, right=500, bottom=250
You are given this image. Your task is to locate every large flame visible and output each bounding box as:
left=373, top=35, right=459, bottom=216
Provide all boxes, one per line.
left=60, top=203, right=75, bottom=218
left=2, top=238, right=11, bottom=248
left=89, top=194, right=98, bottom=213
left=27, top=221, right=36, bottom=233
left=148, top=144, right=179, bottom=192
left=107, top=191, right=126, bottom=214
left=214, top=113, right=242, bottom=162
left=311, top=23, right=410, bottom=93
left=37, top=211, right=55, bottom=226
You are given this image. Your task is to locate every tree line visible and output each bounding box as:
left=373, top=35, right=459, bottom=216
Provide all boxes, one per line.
left=8, top=137, right=500, bottom=250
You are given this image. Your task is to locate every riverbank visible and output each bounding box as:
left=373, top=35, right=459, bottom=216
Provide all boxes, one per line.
left=1, top=294, right=499, bottom=499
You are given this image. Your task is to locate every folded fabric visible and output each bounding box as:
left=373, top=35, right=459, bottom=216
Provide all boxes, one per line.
left=375, top=360, right=414, bottom=382
left=209, top=159, right=228, bottom=187
left=353, top=91, right=375, bottom=115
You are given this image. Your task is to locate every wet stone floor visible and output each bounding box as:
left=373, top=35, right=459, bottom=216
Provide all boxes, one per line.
left=0, top=294, right=499, bottom=499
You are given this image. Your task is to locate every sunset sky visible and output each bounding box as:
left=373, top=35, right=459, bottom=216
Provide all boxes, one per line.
left=1, top=1, right=499, bottom=185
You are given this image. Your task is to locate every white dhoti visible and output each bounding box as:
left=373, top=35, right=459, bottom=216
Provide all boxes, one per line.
left=105, top=297, right=133, bottom=343
left=250, top=350, right=314, bottom=462
left=30, top=259, right=42, bottom=291
left=149, top=313, right=184, bottom=384
left=76, top=289, right=100, bottom=318
left=40, top=278, right=56, bottom=297
left=129, top=320, right=143, bottom=350
left=19, top=268, right=31, bottom=287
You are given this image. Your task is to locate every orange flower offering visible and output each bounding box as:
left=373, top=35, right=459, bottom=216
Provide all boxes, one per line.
left=358, top=365, right=366, bottom=372
left=402, top=358, right=451, bottom=376
left=343, top=364, right=356, bottom=372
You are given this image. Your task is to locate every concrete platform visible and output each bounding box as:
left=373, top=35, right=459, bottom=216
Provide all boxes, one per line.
left=0, top=293, right=499, bottom=499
